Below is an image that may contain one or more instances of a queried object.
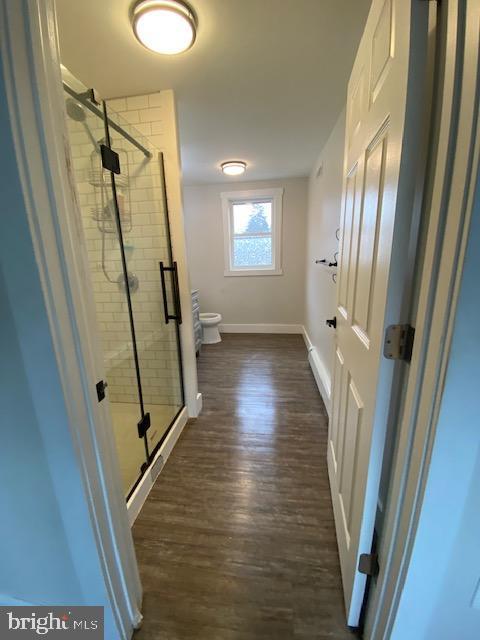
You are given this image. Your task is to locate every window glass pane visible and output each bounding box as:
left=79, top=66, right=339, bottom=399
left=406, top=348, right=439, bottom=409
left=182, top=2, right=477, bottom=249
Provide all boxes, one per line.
left=233, top=236, right=272, bottom=267
left=233, top=201, right=272, bottom=234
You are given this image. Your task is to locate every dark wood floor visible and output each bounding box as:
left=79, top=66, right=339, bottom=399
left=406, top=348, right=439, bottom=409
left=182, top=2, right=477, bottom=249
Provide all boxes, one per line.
left=133, top=334, right=354, bottom=639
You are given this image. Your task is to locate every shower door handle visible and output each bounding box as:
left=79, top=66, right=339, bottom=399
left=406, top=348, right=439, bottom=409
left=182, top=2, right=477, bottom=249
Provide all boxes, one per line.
left=172, top=262, right=183, bottom=325
left=159, top=261, right=182, bottom=325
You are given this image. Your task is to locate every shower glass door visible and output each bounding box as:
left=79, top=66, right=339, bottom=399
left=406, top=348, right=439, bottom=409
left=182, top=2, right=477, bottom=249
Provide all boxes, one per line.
left=63, top=73, right=184, bottom=499
left=105, top=104, right=184, bottom=456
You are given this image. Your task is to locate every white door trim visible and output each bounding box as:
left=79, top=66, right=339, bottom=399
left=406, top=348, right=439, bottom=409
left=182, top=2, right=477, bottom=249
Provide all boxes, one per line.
left=0, top=0, right=142, bottom=635
left=365, top=1, right=480, bottom=636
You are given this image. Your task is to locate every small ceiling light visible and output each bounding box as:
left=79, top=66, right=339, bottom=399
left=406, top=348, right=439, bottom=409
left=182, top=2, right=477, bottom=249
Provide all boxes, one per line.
left=132, top=0, right=197, bottom=55
left=221, top=161, right=247, bottom=176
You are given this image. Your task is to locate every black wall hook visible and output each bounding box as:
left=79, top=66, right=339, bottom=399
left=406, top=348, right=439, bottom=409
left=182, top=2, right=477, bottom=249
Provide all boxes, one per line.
left=326, top=317, right=337, bottom=329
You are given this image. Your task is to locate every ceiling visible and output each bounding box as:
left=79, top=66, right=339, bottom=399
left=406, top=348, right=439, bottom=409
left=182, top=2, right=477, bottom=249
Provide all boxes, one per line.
left=56, top=0, right=371, bottom=184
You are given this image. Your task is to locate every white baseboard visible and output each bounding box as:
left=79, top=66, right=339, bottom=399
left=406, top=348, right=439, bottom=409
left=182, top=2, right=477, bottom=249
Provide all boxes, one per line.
left=127, top=407, right=188, bottom=526
left=302, top=327, right=332, bottom=418
left=219, top=323, right=304, bottom=334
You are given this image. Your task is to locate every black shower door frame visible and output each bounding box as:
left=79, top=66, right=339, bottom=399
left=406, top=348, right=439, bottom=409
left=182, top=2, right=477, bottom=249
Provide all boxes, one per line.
left=98, top=96, right=185, bottom=500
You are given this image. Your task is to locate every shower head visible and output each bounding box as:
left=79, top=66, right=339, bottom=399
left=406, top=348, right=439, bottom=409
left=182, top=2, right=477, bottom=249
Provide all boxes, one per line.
left=65, top=97, right=102, bottom=152
left=66, top=98, right=86, bottom=122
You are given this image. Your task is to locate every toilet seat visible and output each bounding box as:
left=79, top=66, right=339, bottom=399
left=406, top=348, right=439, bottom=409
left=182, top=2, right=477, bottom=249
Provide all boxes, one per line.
left=199, top=312, right=222, bottom=325
left=199, top=312, right=222, bottom=344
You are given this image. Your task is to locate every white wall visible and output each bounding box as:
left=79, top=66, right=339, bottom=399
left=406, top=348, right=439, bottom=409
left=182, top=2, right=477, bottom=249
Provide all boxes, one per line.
left=303, top=109, right=346, bottom=414
left=183, top=178, right=307, bottom=328
left=390, top=185, right=480, bottom=640
left=0, top=271, right=85, bottom=604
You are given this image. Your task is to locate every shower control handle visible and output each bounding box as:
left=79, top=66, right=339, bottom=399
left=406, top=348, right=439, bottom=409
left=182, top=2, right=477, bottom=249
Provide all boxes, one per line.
left=159, top=261, right=182, bottom=325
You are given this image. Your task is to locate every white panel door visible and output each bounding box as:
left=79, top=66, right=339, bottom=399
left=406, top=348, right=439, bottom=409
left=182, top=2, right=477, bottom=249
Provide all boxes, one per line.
left=328, top=0, right=427, bottom=626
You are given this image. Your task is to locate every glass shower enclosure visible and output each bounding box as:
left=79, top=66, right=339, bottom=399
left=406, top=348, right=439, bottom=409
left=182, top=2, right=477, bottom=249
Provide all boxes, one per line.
left=63, top=71, right=184, bottom=499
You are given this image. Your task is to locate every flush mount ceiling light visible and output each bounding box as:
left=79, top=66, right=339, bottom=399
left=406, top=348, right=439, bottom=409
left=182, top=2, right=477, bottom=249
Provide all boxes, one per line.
left=221, top=161, right=247, bottom=176
left=132, top=0, right=197, bottom=55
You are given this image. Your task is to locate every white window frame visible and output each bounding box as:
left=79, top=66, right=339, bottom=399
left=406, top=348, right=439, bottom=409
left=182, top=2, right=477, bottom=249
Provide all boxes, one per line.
left=221, top=188, right=284, bottom=276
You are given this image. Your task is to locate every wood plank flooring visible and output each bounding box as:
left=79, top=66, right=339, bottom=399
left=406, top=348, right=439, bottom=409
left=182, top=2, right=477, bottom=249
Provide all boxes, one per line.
left=133, top=334, right=355, bottom=639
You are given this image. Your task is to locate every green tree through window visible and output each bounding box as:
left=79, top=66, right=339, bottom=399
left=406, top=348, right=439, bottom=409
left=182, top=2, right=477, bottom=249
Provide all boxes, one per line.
left=245, top=203, right=270, bottom=233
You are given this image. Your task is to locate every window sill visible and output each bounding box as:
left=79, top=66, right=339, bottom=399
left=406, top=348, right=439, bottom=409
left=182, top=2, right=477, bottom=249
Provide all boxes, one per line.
left=224, top=268, right=283, bottom=277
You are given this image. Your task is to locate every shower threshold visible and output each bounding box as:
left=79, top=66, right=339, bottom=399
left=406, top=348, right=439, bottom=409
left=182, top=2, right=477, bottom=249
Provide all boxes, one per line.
left=109, top=402, right=180, bottom=497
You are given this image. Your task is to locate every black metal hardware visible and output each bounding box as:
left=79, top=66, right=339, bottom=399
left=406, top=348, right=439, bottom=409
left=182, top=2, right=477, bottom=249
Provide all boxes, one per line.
left=159, top=261, right=182, bottom=324
left=63, top=83, right=152, bottom=158
left=159, top=261, right=170, bottom=324
left=101, top=100, right=149, bottom=464
left=326, top=317, right=337, bottom=329
left=137, top=412, right=151, bottom=438
left=384, top=324, right=415, bottom=361
left=87, top=88, right=100, bottom=105
left=315, top=258, right=338, bottom=267
left=96, top=379, right=108, bottom=402
left=158, top=151, right=186, bottom=406
left=100, top=144, right=121, bottom=174
left=172, top=261, right=183, bottom=324
left=358, top=553, right=379, bottom=577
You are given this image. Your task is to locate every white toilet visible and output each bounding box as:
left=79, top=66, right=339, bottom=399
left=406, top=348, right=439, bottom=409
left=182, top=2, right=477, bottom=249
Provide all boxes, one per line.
left=199, top=312, right=222, bottom=344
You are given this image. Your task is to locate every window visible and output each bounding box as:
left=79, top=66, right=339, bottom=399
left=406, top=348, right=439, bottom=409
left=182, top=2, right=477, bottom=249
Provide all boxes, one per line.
left=221, top=188, right=283, bottom=276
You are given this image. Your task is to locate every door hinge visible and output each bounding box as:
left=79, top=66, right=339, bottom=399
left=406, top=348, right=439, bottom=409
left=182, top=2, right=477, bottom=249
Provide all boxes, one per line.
left=100, top=144, right=121, bottom=174
left=96, top=379, right=108, bottom=402
left=383, top=324, right=415, bottom=361
left=358, top=553, right=379, bottom=577
left=137, top=412, right=151, bottom=438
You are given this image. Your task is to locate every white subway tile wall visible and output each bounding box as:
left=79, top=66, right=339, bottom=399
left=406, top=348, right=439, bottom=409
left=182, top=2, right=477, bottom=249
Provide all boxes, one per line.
left=66, top=93, right=182, bottom=409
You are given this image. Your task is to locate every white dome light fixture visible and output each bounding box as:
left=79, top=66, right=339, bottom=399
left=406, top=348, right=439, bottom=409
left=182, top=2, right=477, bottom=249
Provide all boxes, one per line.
left=221, top=161, right=247, bottom=176
left=132, top=0, right=197, bottom=55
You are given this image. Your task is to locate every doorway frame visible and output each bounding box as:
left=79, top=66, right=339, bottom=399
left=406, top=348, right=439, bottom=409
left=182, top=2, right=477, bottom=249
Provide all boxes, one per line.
left=365, top=0, right=480, bottom=636
left=3, top=0, right=478, bottom=637
left=0, top=0, right=144, bottom=634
